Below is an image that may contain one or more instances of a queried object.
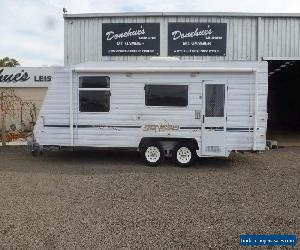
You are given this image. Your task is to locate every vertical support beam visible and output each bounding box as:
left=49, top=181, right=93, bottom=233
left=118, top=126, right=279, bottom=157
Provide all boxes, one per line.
left=69, top=69, right=74, bottom=147
left=257, top=17, right=263, bottom=61
left=160, top=17, right=168, bottom=57
left=255, top=18, right=263, bottom=149
left=64, top=20, right=68, bottom=66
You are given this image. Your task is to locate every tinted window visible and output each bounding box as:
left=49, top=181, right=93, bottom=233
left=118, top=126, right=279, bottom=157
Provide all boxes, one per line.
left=145, top=85, right=188, bottom=107
left=79, top=76, right=110, bottom=88
left=205, top=84, right=225, bottom=117
left=79, top=91, right=110, bottom=112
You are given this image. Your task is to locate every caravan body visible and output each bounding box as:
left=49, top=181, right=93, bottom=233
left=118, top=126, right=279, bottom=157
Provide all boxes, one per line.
left=33, top=60, right=268, bottom=165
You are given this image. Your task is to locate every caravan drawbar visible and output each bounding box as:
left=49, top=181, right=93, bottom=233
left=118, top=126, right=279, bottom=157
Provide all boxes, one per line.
left=33, top=60, right=268, bottom=167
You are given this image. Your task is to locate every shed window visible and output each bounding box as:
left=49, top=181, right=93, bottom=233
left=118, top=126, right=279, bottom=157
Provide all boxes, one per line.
left=145, top=85, right=188, bottom=107
left=79, top=76, right=110, bottom=112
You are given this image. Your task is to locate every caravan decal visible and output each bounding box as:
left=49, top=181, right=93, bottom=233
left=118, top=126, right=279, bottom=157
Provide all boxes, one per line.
left=144, top=122, right=179, bottom=132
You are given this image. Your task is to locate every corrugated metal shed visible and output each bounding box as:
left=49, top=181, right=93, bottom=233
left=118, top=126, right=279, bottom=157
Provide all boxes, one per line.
left=64, top=12, right=300, bottom=66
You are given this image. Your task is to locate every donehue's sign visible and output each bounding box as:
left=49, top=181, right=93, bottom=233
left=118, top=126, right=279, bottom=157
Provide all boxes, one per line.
left=102, top=22, right=227, bottom=57
left=168, top=23, right=227, bottom=56
left=102, top=23, right=160, bottom=56
left=0, top=67, right=57, bottom=87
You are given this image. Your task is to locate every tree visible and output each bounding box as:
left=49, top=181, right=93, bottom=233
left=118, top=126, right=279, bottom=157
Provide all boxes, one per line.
left=0, top=88, right=36, bottom=146
left=0, top=57, right=20, bottom=145
left=0, top=88, right=22, bottom=146
left=0, top=57, right=20, bottom=67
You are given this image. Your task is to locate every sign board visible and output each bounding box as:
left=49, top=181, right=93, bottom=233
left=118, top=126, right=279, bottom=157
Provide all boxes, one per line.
left=0, top=67, right=57, bottom=87
left=168, top=23, right=227, bottom=56
left=102, top=23, right=160, bottom=56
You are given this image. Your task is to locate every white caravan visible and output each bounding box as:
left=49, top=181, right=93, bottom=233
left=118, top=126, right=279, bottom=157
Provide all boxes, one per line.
left=33, top=60, right=268, bottom=167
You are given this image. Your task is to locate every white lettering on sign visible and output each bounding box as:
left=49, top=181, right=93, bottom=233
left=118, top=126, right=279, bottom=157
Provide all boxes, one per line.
left=106, top=26, right=146, bottom=41
left=171, top=27, right=213, bottom=41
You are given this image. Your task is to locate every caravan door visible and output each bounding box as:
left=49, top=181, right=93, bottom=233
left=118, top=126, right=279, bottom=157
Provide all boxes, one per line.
left=201, top=81, right=227, bottom=156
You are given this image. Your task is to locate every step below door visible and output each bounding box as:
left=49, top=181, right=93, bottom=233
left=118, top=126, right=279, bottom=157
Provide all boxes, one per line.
left=201, top=82, right=227, bottom=156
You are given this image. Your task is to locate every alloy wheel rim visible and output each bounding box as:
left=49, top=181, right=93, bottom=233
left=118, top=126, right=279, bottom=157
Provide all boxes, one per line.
left=177, top=147, right=192, bottom=164
left=145, top=146, right=161, bottom=163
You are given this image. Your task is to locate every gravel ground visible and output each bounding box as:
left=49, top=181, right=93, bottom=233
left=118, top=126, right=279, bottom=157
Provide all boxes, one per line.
left=0, top=146, right=299, bottom=249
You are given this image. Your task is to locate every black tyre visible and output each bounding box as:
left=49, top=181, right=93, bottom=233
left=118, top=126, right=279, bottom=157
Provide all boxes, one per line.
left=141, top=142, right=164, bottom=166
left=172, top=143, right=195, bottom=167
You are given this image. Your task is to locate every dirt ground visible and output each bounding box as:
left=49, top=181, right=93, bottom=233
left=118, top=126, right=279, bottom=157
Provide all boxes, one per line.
left=0, top=146, right=299, bottom=249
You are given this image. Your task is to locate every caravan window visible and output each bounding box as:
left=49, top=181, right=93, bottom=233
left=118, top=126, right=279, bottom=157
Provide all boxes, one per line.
left=79, top=76, right=110, bottom=88
left=145, top=85, right=188, bottom=107
left=79, top=76, right=110, bottom=112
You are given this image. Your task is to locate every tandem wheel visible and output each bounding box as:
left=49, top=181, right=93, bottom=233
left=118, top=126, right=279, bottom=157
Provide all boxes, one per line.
left=140, top=142, right=164, bottom=166
left=140, top=139, right=197, bottom=167
left=172, top=143, right=196, bottom=167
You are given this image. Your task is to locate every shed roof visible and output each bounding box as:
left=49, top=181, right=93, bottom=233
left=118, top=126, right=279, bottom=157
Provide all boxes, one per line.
left=63, top=12, right=300, bottom=19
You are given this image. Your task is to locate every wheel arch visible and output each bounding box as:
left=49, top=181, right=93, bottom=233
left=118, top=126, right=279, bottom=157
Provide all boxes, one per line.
left=138, top=137, right=199, bottom=151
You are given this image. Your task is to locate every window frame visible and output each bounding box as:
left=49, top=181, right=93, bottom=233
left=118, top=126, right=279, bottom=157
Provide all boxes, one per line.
left=205, top=84, right=225, bottom=117
left=144, top=83, right=189, bottom=108
left=78, top=74, right=111, bottom=113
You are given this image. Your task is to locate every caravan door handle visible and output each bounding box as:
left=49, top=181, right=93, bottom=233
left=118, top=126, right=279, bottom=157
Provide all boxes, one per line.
left=202, top=115, right=205, bottom=124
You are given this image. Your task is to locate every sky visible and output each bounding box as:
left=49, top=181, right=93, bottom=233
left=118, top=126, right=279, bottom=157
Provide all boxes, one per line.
left=1, top=0, right=300, bottom=66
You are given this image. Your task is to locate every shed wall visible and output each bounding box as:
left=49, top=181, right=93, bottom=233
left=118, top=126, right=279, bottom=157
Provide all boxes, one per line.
left=259, top=17, right=300, bottom=58
left=64, top=14, right=300, bottom=65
